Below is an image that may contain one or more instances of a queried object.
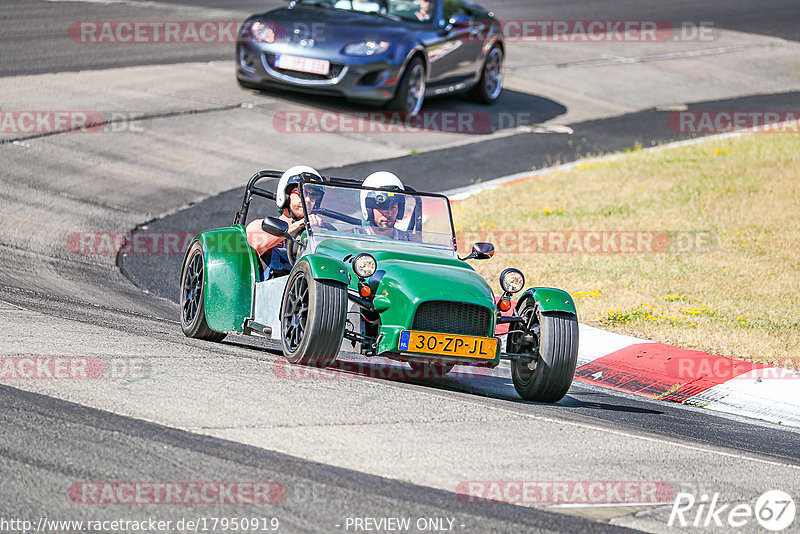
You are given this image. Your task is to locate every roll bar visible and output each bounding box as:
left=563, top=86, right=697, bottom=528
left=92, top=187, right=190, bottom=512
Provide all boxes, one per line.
left=232, top=169, right=423, bottom=226
left=233, top=170, right=281, bottom=226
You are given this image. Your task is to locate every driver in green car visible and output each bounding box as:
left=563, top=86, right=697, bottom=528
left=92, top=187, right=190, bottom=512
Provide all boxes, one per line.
left=246, top=165, right=324, bottom=279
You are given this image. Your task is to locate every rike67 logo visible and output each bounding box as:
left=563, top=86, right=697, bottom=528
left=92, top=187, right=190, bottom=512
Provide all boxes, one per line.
left=669, top=490, right=795, bottom=531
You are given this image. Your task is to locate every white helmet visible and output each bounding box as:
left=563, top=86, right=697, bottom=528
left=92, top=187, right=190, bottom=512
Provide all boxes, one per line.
left=360, top=171, right=406, bottom=223
left=275, top=165, right=322, bottom=210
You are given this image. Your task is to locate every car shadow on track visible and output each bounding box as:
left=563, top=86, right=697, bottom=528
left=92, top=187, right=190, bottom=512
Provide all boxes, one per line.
left=217, top=347, right=664, bottom=414
left=242, top=85, right=567, bottom=135
left=558, top=394, right=663, bottom=415
left=399, top=372, right=664, bottom=415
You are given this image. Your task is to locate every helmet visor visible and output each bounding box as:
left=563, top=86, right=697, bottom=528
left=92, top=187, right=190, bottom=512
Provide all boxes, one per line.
left=365, top=191, right=401, bottom=211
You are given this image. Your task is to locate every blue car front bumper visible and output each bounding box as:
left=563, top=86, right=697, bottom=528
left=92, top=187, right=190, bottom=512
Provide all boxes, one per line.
left=236, top=42, right=404, bottom=104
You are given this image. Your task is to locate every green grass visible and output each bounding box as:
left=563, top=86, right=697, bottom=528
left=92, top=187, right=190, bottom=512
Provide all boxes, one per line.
left=452, top=133, right=800, bottom=368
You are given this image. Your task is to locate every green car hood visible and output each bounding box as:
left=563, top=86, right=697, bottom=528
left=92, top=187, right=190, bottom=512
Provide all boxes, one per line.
left=313, top=237, right=497, bottom=344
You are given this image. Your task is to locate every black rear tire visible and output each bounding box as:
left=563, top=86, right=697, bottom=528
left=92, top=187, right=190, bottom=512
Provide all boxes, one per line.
left=408, top=360, right=455, bottom=378
left=179, top=241, right=227, bottom=342
left=509, top=299, right=578, bottom=402
left=280, top=261, right=347, bottom=368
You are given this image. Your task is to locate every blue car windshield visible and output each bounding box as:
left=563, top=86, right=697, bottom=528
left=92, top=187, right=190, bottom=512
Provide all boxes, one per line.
left=300, top=183, right=456, bottom=249
left=298, top=0, right=434, bottom=23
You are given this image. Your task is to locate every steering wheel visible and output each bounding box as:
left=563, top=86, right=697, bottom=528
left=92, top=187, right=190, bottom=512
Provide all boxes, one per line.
left=286, top=221, right=338, bottom=265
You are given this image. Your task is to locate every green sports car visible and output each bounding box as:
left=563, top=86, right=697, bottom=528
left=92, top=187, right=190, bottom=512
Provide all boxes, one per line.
left=179, top=170, right=579, bottom=402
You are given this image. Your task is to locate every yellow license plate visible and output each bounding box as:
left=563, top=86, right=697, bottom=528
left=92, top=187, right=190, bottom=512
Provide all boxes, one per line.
left=398, top=330, right=497, bottom=359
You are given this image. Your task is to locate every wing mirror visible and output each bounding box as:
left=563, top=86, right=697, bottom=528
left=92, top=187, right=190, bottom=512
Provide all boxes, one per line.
left=460, top=242, right=494, bottom=261
left=261, top=216, right=292, bottom=240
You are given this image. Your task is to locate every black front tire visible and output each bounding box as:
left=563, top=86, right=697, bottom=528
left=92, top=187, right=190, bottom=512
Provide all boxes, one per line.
left=388, top=56, right=426, bottom=116
left=280, top=261, right=347, bottom=368
left=509, top=299, right=578, bottom=402
left=469, top=45, right=504, bottom=104
left=179, top=241, right=226, bottom=342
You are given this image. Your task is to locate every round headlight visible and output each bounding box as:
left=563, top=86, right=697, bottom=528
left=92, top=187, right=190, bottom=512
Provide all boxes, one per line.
left=500, top=268, right=525, bottom=294
left=352, top=254, right=377, bottom=279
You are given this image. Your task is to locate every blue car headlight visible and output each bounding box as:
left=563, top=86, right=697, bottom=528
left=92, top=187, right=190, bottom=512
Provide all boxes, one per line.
left=343, top=40, right=390, bottom=56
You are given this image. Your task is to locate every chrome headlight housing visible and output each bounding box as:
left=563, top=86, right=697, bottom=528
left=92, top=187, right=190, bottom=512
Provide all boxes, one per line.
left=500, top=268, right=525, bottom=294
left=343, top=40, right=390, bottom=56
left=352, top=254, right=377, bottom=278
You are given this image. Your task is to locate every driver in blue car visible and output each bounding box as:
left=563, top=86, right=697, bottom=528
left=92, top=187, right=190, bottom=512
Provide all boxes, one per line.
left=246, top=165, right=324, bottom=279
left=358, top=171, right=412, bottom=240
left=414, top=0, right=431, bottom=21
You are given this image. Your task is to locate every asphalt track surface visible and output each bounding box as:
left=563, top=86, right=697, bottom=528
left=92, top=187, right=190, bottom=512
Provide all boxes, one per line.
left=120, top=87, right=800, bottom=466
left=2, top=0, right=800, bottom=76
left=3, top=1, right=800, bottom=533
left=2, top=385, right=628, bottom=533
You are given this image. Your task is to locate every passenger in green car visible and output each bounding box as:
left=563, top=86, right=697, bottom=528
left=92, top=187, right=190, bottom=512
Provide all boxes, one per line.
left=358, top=171, right=411, bottom=240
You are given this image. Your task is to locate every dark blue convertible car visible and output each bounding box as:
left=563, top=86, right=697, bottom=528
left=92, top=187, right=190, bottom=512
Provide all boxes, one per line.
left=236, top=0, right=504, bottom=115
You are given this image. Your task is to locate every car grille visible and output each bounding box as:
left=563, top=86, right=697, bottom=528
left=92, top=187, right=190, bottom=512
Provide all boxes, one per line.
left=264, top=53, right=345, bottom=81
left=412, top=301, right=492, bottom=337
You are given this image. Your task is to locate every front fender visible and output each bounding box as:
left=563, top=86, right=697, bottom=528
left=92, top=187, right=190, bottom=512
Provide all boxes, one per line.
left=298, top=254, right=349, bottom=284
left=181, top=226, right=258, bottom=333
left=519, top=287, right=577, bottom=316
left=398, top=43, right=429, bottom=79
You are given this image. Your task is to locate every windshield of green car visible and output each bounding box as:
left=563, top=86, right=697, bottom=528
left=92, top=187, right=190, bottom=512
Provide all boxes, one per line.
left=297, top=0, right=435, bottom=23
left=299, top=182, right=455, bottom=249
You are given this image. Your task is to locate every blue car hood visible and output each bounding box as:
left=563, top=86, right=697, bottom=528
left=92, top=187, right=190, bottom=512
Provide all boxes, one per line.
left=254, top=5, right=414, bottom=51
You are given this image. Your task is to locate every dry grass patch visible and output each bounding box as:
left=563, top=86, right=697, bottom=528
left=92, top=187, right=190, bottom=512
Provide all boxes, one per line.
left=452, top=134, right=800, bottom=368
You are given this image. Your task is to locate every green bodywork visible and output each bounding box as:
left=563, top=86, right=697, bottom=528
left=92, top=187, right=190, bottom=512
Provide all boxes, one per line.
left=185, top=227, right=353, bottom=333
left=301, top=253, right=349, bottom=284
left=184, top=226, right=258, bottom=333
left=519, top=287, right=577, bottom=316
left=185, top=227, right=571, bottom=367
left=313, top=238, right=499, bottom=362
